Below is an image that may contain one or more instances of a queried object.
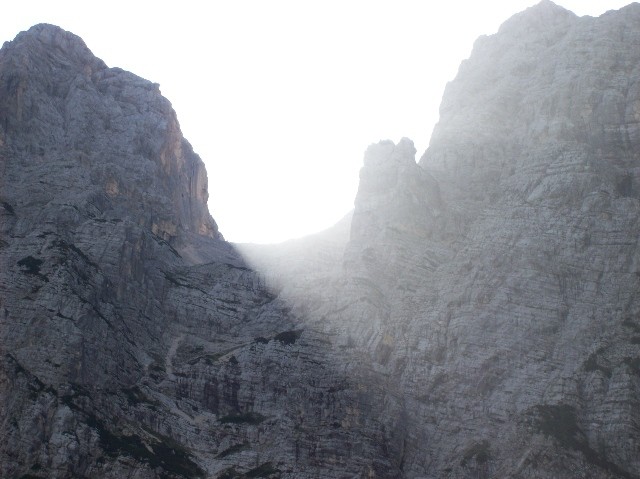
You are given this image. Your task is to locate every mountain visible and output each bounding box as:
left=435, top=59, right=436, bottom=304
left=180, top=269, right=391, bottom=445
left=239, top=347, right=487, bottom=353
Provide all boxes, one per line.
left=0, top=24, right=367, bottom=479
left=2, top=2, right=640, bottom=478
left=244, top=2, right=640, bottom=477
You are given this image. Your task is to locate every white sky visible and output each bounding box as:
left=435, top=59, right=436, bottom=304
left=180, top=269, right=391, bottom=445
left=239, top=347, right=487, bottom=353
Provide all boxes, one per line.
left=1, top=1, right=633, bottom=243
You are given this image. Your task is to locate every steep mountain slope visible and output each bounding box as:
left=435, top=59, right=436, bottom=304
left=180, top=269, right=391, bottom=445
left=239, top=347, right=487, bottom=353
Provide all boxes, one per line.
left=2, top=1, right=640, bottom=478
left=247, top=2, right=640, bottom=478
left=0, top=25, right=395, bottom=479
left=404, top=3, right=640, bottom=475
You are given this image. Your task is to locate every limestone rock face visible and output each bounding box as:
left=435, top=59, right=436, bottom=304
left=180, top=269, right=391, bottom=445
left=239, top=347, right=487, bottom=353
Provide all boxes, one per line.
left=399, top=4, right=640, bottom=475
left=0, top=24, right=220, bottom=243
left=0, top=24, right=390, bottom=479
left=247, top=2, right=640, bottom=478
left=4, top=1, right=640, bottom=478
left=346, top=137, right=442, bottom=283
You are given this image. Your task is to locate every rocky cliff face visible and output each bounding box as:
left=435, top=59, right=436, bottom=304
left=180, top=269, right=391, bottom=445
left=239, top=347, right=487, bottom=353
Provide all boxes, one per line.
left=405, top=3, right=640, bottom=475
left=0, top=24, right=219, bottom=243
left=2, top=2, right=640, bottom=478
left=0, top=24, right=391, bottom=479
left=246, top=2, right=640, bottom=478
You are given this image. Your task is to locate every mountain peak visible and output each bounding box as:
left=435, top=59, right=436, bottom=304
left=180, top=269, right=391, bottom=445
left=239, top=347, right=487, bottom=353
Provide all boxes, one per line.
left=0, top=24, right=220, bottom=243
left=19, top=23, right=80, bottom=41
left=3, top=2, right=640, bottom=477
left=520, top=0, right=573, bottom=17
left=497, top=0, right=577, bottom=36
left=5, top=23, right=103, bottom=69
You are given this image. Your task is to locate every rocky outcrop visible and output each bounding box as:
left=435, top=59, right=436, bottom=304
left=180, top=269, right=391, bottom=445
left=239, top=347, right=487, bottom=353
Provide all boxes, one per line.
left=247, top=2, right=640, bottom=478
left=346, top=138, right=442, bottom=278
left=0, top=24, right=394, bottom=479
left=0, top=24, right=219, bottom=243
left=3, top=1, right=640, bottom=478
left=402, top=3, right=640, bottom=475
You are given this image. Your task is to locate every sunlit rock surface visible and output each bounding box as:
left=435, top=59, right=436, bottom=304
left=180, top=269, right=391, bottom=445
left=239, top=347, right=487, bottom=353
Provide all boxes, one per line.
left=2, top=1, right=640, bottom=478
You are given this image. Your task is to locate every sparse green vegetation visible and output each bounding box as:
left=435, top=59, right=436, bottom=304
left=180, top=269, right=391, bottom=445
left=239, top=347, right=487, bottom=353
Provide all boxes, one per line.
left=616, top=174, right=633, bottom=197
left=532, top=404, right=581, bottom=447
left=244, top=462, right=280, bottom=478
left=461, top=440, right=491, bottom=466
left=188, top=352, right=224, bottom=365
left=149, top=362, right=165, bottom=373
left=1, top=201, right=15, bottom=215
left=219, top=412, right=266, bottom=425
left=215, top=442, right=249, bottom=459
left=623, top=357, right=640, bottom=376
left=273, top=330, right=302, bottom=345
left=59, top=383, right=90, bottom=409
left=17, top=256, right=43, bottom=275
left=188, top=345, right=244, bottom=366
left=86, top=414, right=205, bottom=478
left=529, top=404, right=633, bottom=478
left=622, top=317, right=640, bottom=334
left=583, top=352, right=612, bottom=378
left=163, top=271, right=205, bottom=292
left=216, top=467, right=239, bottom=479
left=121, top=385, right=160, bottom=409
left=53, top=240, right=98, bottom=267
left=148, top=362, right=166, bottom=380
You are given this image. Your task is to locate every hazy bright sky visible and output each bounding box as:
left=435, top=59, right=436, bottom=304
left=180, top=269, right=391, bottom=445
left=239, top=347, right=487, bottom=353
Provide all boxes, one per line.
left=1, top=1, right=632, bottom=243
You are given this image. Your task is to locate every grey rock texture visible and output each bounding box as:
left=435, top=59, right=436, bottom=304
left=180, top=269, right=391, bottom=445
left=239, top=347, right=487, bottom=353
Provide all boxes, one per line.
left=0, top=24, right=220, bottom=243
left=247, top=1, right=640, bottom=478
left=403, top=2, right=640, bottom=476
left=0, top=24, right=392, bottom=479
left=3, top=1, right=640, bottom=478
